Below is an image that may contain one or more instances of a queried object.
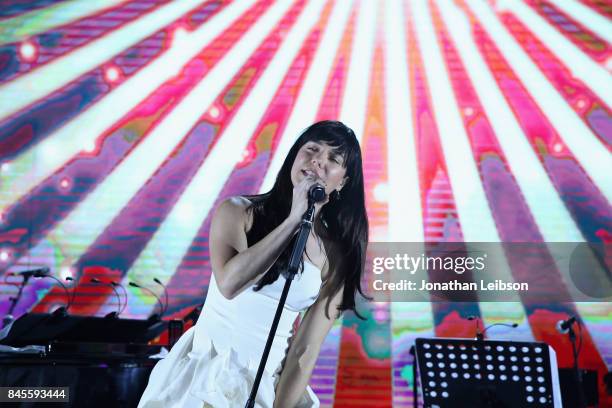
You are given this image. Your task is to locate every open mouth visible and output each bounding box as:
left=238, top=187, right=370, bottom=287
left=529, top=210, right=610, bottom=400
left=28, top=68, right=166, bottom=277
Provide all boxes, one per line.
left=301, top=169, right=317, bottom=177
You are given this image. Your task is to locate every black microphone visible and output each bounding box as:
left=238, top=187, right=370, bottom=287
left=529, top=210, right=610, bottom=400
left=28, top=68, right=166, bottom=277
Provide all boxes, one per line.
left=129, top=281, right=164, bottom=321
left=2, top=268, right=49, bottom=328
left=17, top=266, right=50, bottom=279
left=65, top=277, right=77, bottom=313
left=91, top=278, right=122, bottom=318
left=556, top=316, right=577, bottom=334
left=153, top=278, right=169, bottom=316
left=34, top=272, right=70, bottom=316
left=308, top=184, right=326, bottom=203
left=111, top=280, right=128, bottom=315
left=468, top=316, right=518, bottom=341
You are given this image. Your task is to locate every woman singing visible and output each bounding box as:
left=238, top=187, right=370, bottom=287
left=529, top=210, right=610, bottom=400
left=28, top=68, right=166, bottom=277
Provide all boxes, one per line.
left=138, top=120, right=369, bottom=407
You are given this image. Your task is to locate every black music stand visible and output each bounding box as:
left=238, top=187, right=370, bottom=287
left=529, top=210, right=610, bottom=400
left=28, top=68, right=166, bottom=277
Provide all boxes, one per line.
left=412, top=337, right=562, bottom=407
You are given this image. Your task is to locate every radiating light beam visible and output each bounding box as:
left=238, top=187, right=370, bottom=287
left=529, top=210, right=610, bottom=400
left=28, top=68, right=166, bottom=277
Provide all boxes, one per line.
left=0, top=0, right=205, bottom=122
left=409, top=0, right=499, bottom=243
left=499, top=0, right=612, bottom=107
left=119, top=0, right=330, bottom=306
left=0, top=0, right=130, bottom=46
left=386, top=2, right=437, bottom=393
left=443, top=0, right=611, bottom=308
left=539, top=0, right=612, bottom=50
left=467, top=0, right=612, bottom=201
left=13, top=0, right=295, bottom=275
left=407, top=1, right=534, bottom=345
left=411, top=0, right=531, bottom=337
left=0, top=0, right=257, bottom=215
left=436, top=0, right=583, bottom=242
left=339, top=0, right=377, bottom=144
left=259, top=0, right=355, bottom=193
left=384, top=0, right=423, bottom=243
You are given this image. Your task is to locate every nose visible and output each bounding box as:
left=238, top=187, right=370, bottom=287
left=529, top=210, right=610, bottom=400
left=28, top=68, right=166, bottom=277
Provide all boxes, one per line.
left=311, top=154, right=322, bottom=168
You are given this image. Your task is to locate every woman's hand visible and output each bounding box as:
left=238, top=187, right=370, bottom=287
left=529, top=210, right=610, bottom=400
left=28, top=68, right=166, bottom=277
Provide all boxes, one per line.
left=287, top=174, right=328, bottom=224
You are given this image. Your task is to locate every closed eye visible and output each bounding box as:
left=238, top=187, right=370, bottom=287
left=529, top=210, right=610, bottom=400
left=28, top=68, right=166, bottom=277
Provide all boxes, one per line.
left=330, top=155, right=343, bottom=164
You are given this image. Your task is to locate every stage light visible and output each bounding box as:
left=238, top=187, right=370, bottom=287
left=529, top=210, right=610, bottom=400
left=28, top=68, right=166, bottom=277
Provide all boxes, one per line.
left=19, top=41, right=37, bottom=62
left=60, top=178, right=70, bottom=190
left=60, top=266, right=74, bottom=280
left=209, top=106, right=220, bottom=118
left=1, top=162, right=10, bottom=172
left=105, top=66, right=121, bottom=83
left=0, top=250, right=9, bottom=262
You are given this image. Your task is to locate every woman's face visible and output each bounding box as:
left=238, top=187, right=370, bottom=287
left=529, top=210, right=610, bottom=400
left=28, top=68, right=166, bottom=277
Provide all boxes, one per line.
left=290, top=140, right=348, bottom=195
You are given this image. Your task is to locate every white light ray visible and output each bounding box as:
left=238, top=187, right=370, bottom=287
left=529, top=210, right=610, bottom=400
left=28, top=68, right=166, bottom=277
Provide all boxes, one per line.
left=547, top=0, right=612, bottom=44
left=0, top=0, right=130, bottom=46
left=15, top=0, right=296, bottom=277
left=410, top=0, right=530, bottom=340
left=386, top=0, right=434, bottom=370
left=259, top=0, right=355, bottom=193
left=498, top=0, right=612, bottom=108
left=0, top=0, right=258, bottom=214
left=0, top=0, right=205, bottom=121
left=384, top=0, right=423, bottom=242
left=117, top=0, right=330, bottom=314
left=436, top=0, right=583, bottom=242
left=446, top=1, right=612, bottom=330
left=467, top=0, right=612, bottom=201
left=409, top=0, right=499, bottom=243
left=338, top=0, right=377, bottom=144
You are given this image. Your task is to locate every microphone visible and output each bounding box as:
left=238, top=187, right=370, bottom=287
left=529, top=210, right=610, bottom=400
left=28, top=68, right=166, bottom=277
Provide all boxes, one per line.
left=556, top=316, right=577, bottom=334
left=1, top=269, right=48, bottom=328
left=468, top=316, right=518, bottom=341
left=153, top=278, right=169, bottom=316
left=16, top=266, right=50, bottom=279
left=111, top=280, right=128, bottom=315
left=65, top=277, right=78, bottom=313
left=129, top=281, right=164, bottom=321
left=34, top=272, right=70, bottom=316
left=91, top=278, right=122, bottom=318
left=308, top=184, right=326, bottom=203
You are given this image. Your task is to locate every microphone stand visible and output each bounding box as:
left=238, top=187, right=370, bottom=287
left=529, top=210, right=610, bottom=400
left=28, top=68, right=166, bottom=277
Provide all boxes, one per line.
left=91, top=278, right=122, bottom=319
left=129, top=281, right=165, bottom=322
left=567, top=321, right=586, bottom=408
left=2, top=273, right=31, bottom=329
left=245, top=200, right=317, bottom=408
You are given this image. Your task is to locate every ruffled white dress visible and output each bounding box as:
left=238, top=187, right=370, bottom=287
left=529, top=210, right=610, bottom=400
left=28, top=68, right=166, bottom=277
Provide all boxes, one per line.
left=138, top=262, right=323, bottom=408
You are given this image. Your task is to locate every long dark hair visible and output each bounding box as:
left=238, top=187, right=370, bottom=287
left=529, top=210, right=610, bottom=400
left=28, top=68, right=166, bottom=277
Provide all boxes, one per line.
left=246, top=120, right=368, bottom=319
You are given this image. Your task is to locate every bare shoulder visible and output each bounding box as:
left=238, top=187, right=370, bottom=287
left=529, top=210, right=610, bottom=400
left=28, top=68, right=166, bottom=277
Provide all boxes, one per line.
left=213, top=196, right=252, bottom=231
left=215, top=196, right=251, bottom=217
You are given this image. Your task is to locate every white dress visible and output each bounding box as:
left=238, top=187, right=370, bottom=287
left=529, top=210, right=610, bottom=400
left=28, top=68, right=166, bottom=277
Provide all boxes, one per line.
left=138, top=261, right=323, bottom=408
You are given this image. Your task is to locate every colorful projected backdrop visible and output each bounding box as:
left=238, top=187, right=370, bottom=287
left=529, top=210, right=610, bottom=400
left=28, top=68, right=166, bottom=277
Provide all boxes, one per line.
left=0, top=0, right=610, bottom=405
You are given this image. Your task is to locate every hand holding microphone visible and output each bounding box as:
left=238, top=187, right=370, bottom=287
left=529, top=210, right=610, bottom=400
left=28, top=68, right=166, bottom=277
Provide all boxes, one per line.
left=288, top=173, right=328, bottom=224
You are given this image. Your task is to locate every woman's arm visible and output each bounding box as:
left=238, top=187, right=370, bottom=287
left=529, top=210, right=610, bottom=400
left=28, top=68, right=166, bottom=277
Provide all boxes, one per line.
left=273, top=285, right=344, bottom=407
left=210, top=175, right=319, bottom=299
left=210, top=197, right=296, bottom=299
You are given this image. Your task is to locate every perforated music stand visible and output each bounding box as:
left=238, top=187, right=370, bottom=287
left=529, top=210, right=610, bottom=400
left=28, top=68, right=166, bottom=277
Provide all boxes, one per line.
left=412, top=338, right=562, bottom=407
